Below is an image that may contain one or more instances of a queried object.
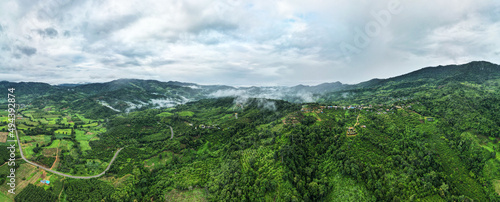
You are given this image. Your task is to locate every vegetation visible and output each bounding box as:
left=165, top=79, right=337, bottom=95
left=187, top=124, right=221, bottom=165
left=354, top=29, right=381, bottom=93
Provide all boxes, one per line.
left=0, top=61, right=499, bottom=201
left=64, top=179, right=114, bottom=201
left=14, top=184, right=57, bottom=202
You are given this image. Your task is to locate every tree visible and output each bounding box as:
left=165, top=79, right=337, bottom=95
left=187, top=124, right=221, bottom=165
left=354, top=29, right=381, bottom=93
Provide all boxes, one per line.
left=439, top=183, right=449, bottom=197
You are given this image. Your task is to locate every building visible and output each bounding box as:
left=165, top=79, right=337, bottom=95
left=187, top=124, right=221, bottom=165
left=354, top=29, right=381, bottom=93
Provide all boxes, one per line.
left=427, top=117, right=434, bottom=122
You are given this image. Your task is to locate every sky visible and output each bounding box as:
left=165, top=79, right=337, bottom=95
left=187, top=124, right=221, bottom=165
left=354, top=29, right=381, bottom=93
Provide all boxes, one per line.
left=1, top=0, right=499, bottom=86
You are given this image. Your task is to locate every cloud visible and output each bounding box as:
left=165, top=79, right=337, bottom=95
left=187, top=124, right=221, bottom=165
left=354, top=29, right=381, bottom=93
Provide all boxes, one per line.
left=36, top=27, right=58, bottom=38
left=208, top=87, right=318, bottom=103
left=0, top=0, right=499, bottom=85
left=17, top=46, right=37, bottom=56
left=231, top=96, right=276, bottom=111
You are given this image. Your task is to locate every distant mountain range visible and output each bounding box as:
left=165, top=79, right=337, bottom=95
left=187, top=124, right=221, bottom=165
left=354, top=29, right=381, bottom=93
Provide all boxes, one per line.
left=1, top=61, right=499, bottom=117
left=356, top=60, right=499, bottom=88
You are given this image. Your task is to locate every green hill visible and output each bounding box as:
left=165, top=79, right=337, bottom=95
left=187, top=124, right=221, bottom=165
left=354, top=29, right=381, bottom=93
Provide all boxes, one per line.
left=2, top=61, right=500, bottom=201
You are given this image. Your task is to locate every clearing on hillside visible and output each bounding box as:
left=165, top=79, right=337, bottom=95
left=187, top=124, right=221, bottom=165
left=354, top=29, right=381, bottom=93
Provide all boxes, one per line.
left=0, top=132, right=7, bottom=143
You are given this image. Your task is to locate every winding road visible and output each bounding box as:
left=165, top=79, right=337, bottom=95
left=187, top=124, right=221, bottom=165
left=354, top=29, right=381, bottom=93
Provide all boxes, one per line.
left=14, top=129, right=124, bottom=179
left=168, top=125, right=174, bottom=139
left=13, top=123, right=175, bottom=179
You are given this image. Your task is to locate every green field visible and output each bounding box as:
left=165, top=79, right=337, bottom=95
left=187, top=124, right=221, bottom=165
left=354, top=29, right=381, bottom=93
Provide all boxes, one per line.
left=74, top=129, right=85, bottom=137
left=74, top=113, right=92, bottom=123
left=39, top=119, right=48, bottom=124
left=21, top=135, right=51, bottom=159
left=157, top=112, right=174, bottom=117
left=79, top=140, right=91, bottom=151
left=0, top=116, right=9, bottom=123
left=143, top=151, right=173, bottom=170
left=178, top=111, right=194, bottom=117
left=0, top=191, right=12, bottom=202
left=26, top=170, right=37, bottom=181
left=76, top=133, right=97, bottom=141
left=164, top=188, right=208, bottom=201
left=82, top=122, right=98, bottom=127
left=59, top=140, right=74, bottom=150
left=46, top=139, right=60, bottom=148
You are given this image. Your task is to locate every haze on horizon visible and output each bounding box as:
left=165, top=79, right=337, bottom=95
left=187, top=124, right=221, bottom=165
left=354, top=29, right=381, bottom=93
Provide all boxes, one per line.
left=1, top=0, right=499, bottom=86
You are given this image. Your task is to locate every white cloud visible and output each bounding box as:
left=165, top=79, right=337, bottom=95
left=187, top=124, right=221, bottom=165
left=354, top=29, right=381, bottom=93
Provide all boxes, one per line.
left=0, top=0, right=499, bottom=86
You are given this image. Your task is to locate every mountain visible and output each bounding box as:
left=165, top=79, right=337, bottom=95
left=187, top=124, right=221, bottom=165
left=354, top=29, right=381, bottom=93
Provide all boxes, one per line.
left=1, top=61, right=498, bottom=117
left=3, top=61, right=500, bottom=201
left=0, top=81, right=57, bottom=96
left=0, top=78, right=345, bottom=116
left=356, top=61, right=500, bottom=89
left=57, top=82, right=90, bottom=87
left=291, top=81, right=346, bottom=93
left=320, top=61, right=499, bottom=101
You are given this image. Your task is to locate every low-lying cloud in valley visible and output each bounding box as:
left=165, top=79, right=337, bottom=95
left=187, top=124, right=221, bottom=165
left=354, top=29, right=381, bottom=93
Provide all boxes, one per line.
left=209, top=87, right=317, bottom=103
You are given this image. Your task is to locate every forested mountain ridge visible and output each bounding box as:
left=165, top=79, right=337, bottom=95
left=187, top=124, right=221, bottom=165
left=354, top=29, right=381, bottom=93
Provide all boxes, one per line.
left=0, top=78, right=343, bottom=117
left=1, top=61, right=500, bottom=201
left=319, top=61, right=500, bottom=137
left=1, top=61, right=497, bottom=117
left=356, top=61, right=499, bottom=88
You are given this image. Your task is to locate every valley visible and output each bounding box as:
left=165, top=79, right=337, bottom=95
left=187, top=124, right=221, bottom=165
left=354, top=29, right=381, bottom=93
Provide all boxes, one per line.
left=0, top=61, right=499, bottom=201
